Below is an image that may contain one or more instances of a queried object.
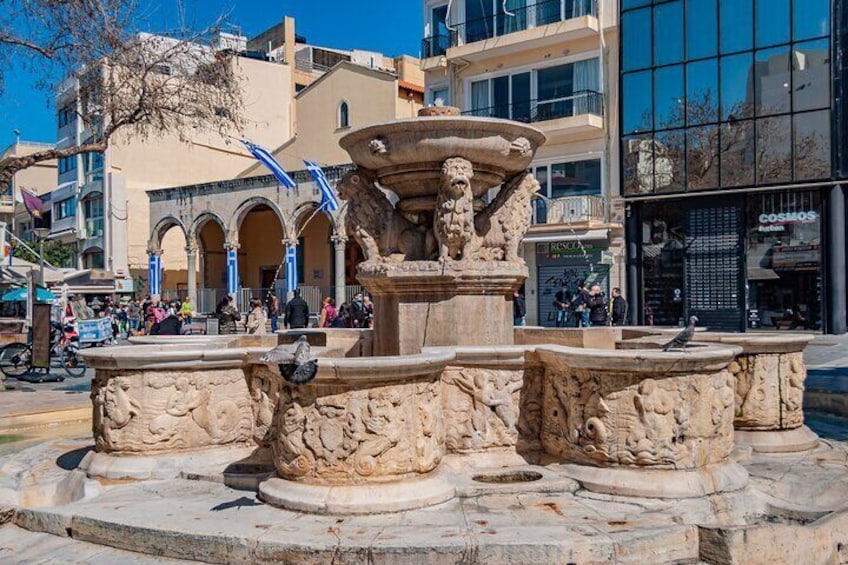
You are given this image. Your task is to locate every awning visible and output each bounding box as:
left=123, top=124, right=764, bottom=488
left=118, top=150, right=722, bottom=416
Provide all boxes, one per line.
left=522, top=229, right=609, bottom=244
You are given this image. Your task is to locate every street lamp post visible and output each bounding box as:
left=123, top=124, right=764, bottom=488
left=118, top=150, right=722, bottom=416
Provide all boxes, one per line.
left=32, top=228, right=50, bottom=286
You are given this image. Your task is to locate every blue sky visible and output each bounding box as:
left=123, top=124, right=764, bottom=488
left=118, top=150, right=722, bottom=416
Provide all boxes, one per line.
left=0, top=0, right=421, bottom=149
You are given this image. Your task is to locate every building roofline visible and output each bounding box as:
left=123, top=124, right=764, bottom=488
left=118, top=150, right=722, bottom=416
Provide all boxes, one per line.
left=294, top=60, right=398, bottom=100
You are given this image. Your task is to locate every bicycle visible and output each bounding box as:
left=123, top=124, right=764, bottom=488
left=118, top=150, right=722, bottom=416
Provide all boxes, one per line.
left=0, top=323, right=87, bottom=379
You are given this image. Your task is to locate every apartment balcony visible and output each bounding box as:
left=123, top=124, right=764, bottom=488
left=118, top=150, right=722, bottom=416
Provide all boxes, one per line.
left=447, top=0, right=599, bottom=62
left=0, top=195, right=13, bottom=216
left=463, top=90, right=603, bottom=137
left=532, top=195, right=606, bottom=226
left=421, top=34, right=452, bottom=70
left=79, top=172, right=104, bottom=200
left=80, top=217, right=104, bottom=253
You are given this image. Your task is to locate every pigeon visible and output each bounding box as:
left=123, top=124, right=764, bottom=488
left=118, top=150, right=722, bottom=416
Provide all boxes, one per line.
left=662, top=316, right=699, bottom=352
left=260, top=335, right=318, bottom=385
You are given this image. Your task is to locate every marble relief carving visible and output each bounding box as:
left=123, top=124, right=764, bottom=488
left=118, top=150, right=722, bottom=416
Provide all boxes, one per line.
left=248, top=365, right=284, bottom=447
left=517, top=365, right=544, bottom=452
left=732, top=351, right=807, bottom=430
left=271, top=377, right=444, bottom=483
left=92, top=370, right=254, bottom=454
left=541, top=368, right=736, bottom=469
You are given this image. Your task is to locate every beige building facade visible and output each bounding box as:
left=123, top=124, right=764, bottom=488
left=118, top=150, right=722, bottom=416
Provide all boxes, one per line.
left=2, top=141, right=57, bottom=240
left=421, top=0, right=623, bottom=326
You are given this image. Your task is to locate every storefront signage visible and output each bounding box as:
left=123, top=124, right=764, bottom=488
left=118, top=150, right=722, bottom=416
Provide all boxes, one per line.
left=757, top=211, right=818, bottom=232
left=536, top=241, right=605, bottom=257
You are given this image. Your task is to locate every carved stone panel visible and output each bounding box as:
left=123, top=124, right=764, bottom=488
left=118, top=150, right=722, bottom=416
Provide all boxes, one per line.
left=541, top=368, right=735, bottom=469
left=442, top=368, right=523, bottom=452
left=91, top=369, right=254, bottom=454
left=732, top=352, right=806, bottom=431
left=517, top=365, right=544, bottom=453
left=247, top=365, right=284, bottom=447
left=271, top=375, right=444, bottom=484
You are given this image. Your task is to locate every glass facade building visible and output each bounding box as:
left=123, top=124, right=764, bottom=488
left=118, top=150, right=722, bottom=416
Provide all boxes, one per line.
left=621, top=0, right=848, bottom=332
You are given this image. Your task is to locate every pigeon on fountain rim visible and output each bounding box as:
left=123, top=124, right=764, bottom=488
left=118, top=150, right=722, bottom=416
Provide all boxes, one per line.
left=260, top=335, right=318, bottom=385
left=662, top=316, right=699, bottom=352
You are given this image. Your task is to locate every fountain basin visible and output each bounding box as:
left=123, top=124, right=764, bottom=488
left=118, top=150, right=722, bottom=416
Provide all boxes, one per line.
left=339, top=116, right=545, bottom=200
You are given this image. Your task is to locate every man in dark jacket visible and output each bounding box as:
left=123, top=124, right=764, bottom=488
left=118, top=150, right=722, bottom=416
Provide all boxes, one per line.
left=284, top=289, right=310, bottom=329
left=611, top=287, right=628, bottom=326
left=151, top=313, right=182, bottom=336
left=513, top=290, right=527, bottom=326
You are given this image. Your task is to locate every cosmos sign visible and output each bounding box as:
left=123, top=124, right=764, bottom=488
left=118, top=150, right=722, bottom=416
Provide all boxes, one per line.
left=757, top=210, right=818, bottom=233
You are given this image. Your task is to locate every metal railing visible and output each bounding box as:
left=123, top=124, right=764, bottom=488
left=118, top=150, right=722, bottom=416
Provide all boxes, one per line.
left=450, top=0, right=596, bottom=47
left=533, top=195, right=605, bottom=225
left=234, top=285, right=367, bottom=317
left=463, top=90, right=603, bottom=123
left=422, top=34, right=453, bottom=58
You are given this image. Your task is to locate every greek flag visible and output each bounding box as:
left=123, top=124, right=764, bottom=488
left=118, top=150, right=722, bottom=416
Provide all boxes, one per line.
left=285, top=244, right=298, bottom=294
left=304, top=160, right=340, bottom=212
left=242, top=139, right=296, bottom=189
left=226, top=249, right=239, bottom=295
left=148, top=254, right=161, bottom=296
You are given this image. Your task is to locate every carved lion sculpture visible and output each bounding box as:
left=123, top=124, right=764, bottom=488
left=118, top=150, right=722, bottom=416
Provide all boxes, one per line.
left=336, top=170, right=435, bottom=261
left=473, top=171, right=540, bottom=262
left=435, top=157, right=476, bottom=262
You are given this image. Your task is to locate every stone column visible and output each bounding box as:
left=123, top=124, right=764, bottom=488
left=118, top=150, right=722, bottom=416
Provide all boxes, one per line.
left=826, top=185, right=847, bottom=334
left=185, top=244, right=197, bottom=308
left=331, top=235, right=348, bottom=304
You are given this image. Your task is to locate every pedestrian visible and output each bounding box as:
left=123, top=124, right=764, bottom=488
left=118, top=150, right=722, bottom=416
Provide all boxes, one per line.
left=351, top=292, right=367, bottom=328
left=572, top=280, right=592, bottom=328
left=553, top=286, right=570, bottom=328
left=246, top=299, right=267, bottom=335
left=611, top=287, right=628, bottom=326
left=588, top=284, right=608, bottom=326
left=216, top=296, right=240, bottom=335
left=151, top=310, right=182, bottom=336
left=319, top=296, right=338, bottom=328
left=284, top=289, right=310, bottom=329
left=513, top=290, right=526, bottom=327
left=180, top=297, right=193, bottom=326
left=362, top=294, right=374, bottom=328
left=266, top=292, right=280, bottom=333
left=127, top=299, right=141, bottom=335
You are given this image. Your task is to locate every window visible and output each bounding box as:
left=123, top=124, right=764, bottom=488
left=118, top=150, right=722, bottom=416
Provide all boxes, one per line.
left=84, top=196, right=104, bottom=238
left=58, top=156, right=78, bottom=174
left=54, top=197, right=76, bottom=220
left=534, top=159, right=602, bottom=199
left=430, top=87, right=450, bottom=106
left=83, top=250, right=104, bottom=270
left=58, top=103, right=76, bottom=128
left=338, top=101, right=350, bottom=128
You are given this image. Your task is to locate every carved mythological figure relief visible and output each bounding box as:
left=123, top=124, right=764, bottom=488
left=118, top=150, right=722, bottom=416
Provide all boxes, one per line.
left=435, top=158, right=476, bottom=262
left=732, top=352, right=807, bottom=430
left=517, top=366, right=544, bottom=451
left=541, top=368, right=735, bottom=469
left=471, top=171, right=540, bottom=262
left=248, top=365, right=284, bottom=446
left=271, top=377, right=444, bottom=482
left=91, top=370, right=254, bottom=453
left=443, top=368, right=523, bottom=452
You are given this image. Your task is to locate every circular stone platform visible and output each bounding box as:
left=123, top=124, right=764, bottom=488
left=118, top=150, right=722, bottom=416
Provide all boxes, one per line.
left=735, top=426, right=821, bottom=454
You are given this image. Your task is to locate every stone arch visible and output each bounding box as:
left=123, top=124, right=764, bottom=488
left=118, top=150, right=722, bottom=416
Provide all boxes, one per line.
left=229, top=196, right=288, bottom=243
left=291, top=201, right=338, bottom=237
left=190, top=212, right=228, bottom=246
left=149, top=216, right=188, bottom=252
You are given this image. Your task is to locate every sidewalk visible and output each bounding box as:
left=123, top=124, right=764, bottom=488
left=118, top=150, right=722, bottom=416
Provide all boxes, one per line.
left=0, top=389, right=90, bottom=431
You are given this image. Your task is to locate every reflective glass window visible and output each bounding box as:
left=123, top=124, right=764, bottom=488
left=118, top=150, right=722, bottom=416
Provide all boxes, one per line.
left=793, top=39, right=830, bottom=112
left=622, top=0, right=650, bottom=9
left=755, top=46, right=791, bottom=116
left=687, top=0, right=717, bottom=60
left=793, top=110, right=831, bottom=180
left=550, top=160, right=602, bottom=198
left=686, top=125, right=719, bottom=190
left=720, top=120, right=755, bottom=187
left=622, top=8, right=652, bottom=71
left=493, top=75, right=510, bottom=119
left=623, top=134, right=654, bottom=195
left=654, top=65, right=684, bottom=130
left=654, top=129, right=685, bottom=192
left=512, top=72, right=531, bottom=122
left=654, top=1, right=684, bottom=66
left=720, top=0, right=753, bottom=54
left=793, top=0, right=830, bottom=41
left=755, top=0, right=789, bottom=48
left=623, top=71, right=653, bottom=134
left=686, top=59, right=719, bottom=125
left=756, top=115, right=792, bottom=184
left=720, top=53, right=755, bottom=120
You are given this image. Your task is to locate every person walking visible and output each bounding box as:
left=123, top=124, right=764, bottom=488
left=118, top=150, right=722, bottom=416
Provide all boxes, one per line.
left=180, top=298, right=194, bottom=327
left=318, top=297, right=338, bottom=328
left=284, top=289, right=310, bottom=329
left=513, top=290, right=527, bottom=327
left=127, top=299, right=141, bottom=335
left=588, top=284, right=608, bottom=326
left=246, top=299, right=267, bottom=335
left=573, top=281, right=592, bottom=328
left=266, top=292, right=280, bottom=333
left=350, top=292, right=367, bottom=328
left=611, top=287, right=628, bottom=326
left=553, top=286, right=570, bottom=328
left=216, top=296, right=240, bottom=335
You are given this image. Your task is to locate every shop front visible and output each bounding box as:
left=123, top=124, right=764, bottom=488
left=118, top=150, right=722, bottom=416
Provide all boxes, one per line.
left=634, top=188, right=824, bottom=332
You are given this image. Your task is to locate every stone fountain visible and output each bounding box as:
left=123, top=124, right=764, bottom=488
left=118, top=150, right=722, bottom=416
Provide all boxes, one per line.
left=3, top=108, right=848, bottom=563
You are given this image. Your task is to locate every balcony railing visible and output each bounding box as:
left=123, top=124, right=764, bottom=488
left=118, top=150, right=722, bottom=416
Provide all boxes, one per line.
left=421, top=34, right=453, bottom=58
left=463, top=90, right=603, bottom=124
left=451, top=0, right=596, bottom=47
left=533, top=195, right=605, bottom=225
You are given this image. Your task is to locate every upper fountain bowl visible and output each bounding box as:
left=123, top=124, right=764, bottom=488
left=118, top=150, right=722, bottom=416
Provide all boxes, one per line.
left=339, top=115, right=546, bottom=200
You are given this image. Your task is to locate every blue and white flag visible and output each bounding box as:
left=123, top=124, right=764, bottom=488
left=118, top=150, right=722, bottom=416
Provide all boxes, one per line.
left=285, top=244, right=298, bottom=294
left=148, top=254, right=161, bottom=296
left=304, top=160, right=340, bottom=212
left=242, top=139, right=296, bottom=189
left=226, top=249, right=239, bottom=295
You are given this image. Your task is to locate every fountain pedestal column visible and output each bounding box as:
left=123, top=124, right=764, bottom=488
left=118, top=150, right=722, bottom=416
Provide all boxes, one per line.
left=359, top=262, right=525, bottom=356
